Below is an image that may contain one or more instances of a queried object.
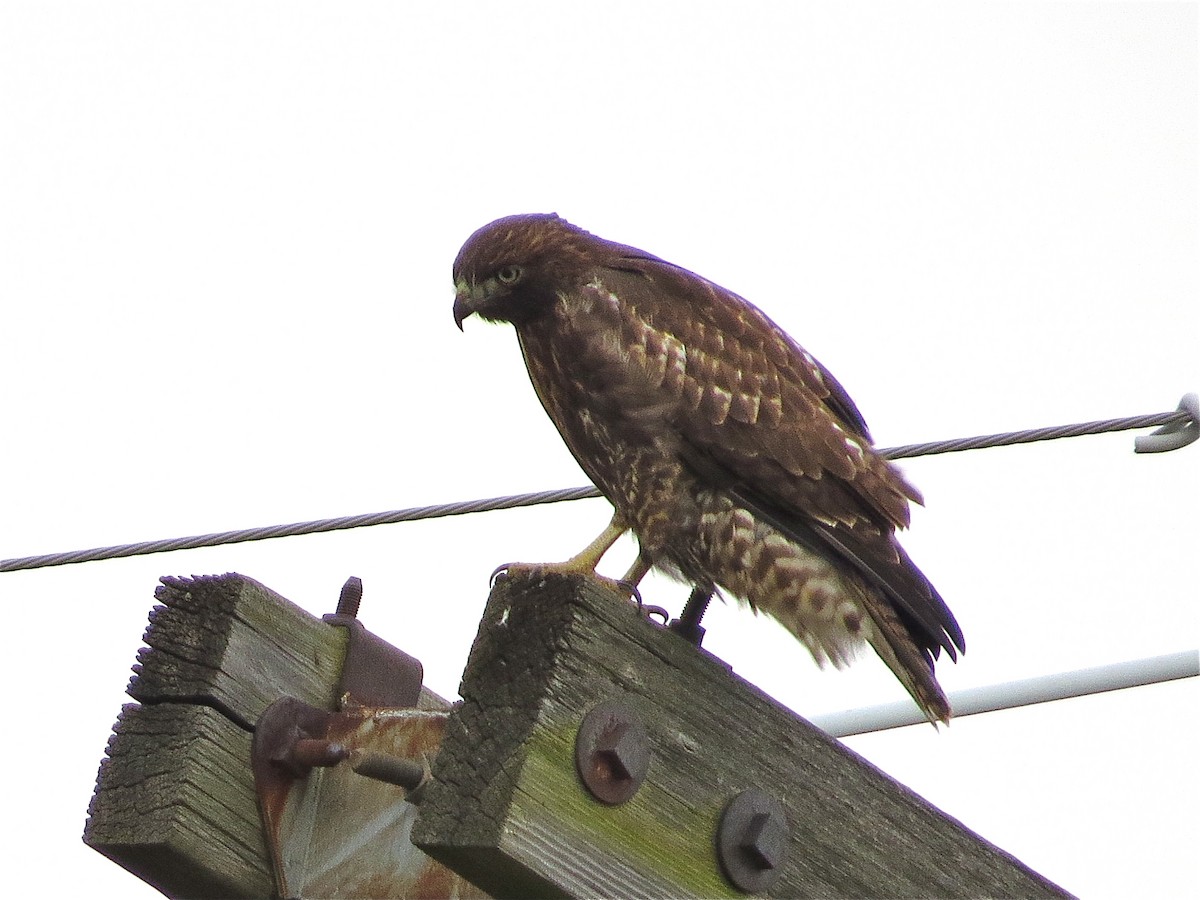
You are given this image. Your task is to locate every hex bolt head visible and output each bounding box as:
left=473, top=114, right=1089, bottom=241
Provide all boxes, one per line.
left=717, top=788, right=790, bottom=893
left=595, top=722, right=641, bottom=781
left=741, top=810, right=787, bottom=871
left=575, top=699, right=650, bottom=805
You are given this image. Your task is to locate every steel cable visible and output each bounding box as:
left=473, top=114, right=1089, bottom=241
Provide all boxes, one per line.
left=2, top=398, right=1194, bottom=573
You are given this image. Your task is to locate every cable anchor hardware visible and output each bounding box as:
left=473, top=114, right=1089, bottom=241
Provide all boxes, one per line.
left=1134, top=392, right=1198, bottom=453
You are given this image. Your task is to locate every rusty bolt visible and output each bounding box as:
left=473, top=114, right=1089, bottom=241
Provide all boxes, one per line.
left=349, top=748, right=429, bottom=795
left=272, top=737, right=348, bottom=777
left=336, top=576, right=363, bottom=618
left=717, top=788, right=790, bottom=893
left=575, top=699, right=650, bottom=805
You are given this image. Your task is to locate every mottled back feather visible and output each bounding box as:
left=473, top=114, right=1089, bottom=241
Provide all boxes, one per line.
left=584, top=257, right=964, bottom=662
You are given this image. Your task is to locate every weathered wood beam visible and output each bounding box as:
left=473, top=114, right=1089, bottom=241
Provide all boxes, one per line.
left=84, top=702, right=275, bottom=898
left=132, top=574, right=349, bottom=723
left=84, top=574, right=350, bottom=898
left=413, top=572, right=1071, bottom=899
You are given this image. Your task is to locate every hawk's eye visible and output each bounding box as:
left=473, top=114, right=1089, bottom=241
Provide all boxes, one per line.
left=496, top=265, right=523, bottom=285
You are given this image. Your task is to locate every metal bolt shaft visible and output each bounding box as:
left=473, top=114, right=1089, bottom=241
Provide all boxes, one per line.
left=272, top=736, right=348, bottom=776
left=337, top=576, right=363, bottom=618
left=349, top=749, right=428, bottom=793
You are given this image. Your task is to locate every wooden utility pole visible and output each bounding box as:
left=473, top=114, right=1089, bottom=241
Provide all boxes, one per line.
left=85, top=571, right=1070, bottom=898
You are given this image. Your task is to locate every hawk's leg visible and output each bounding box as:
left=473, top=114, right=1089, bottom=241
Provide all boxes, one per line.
left=560, top=515, right=628, bottom=572
left=667, top=586, right=714, bottom=647
left=619, top=553, right=652, bottom=594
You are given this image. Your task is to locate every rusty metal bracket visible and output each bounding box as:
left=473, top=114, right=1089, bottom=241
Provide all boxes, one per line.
left=243, top=580, right=469, bottom=897
left=251, top=697, right=341, bottom=897
left=250, top=695, right=482, bottom=899
left=322, top=576, right=424, bottom=707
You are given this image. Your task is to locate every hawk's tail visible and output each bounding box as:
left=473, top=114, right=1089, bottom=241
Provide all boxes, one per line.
left=861, top=592, right=952, bottom=725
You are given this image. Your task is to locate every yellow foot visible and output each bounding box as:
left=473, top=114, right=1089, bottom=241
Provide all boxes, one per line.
left=489, top=562, right=667, bottom=625
left=489, top=561, right=634, bottom=596
left=486, top=513, right=666, bottom=613
left=488, top=514, right=629, bottom=585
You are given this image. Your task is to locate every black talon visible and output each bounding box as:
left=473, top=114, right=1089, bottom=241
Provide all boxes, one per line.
left=616, top=579, right=644, bottom=608
left=641, top=604, right=671, bottom=626
left=619, top=580, right=669, bottom=626
left=668, top=586, right=714, bottom=646
left=489, top=563, right=513, bottom=587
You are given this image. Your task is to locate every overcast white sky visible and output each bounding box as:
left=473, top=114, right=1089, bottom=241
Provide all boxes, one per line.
left=1, top=3, right=1197, bottom=897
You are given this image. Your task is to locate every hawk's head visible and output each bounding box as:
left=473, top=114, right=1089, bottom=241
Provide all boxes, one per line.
left=452, top=213, right=597, bottom=329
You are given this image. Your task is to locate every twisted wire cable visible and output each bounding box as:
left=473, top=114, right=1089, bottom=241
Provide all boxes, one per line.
left=0, top=486, right=602, bottom=572
left=2, top=398, right=1194, bottom=574
left=882, top=399, right=1195, bottom=458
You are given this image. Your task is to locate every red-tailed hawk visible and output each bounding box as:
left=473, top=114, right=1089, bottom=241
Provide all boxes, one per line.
left=452, top=213, right=964, bottom=723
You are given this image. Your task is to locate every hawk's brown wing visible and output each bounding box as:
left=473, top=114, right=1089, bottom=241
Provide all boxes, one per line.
left=589, top=252, right=964, bottom=662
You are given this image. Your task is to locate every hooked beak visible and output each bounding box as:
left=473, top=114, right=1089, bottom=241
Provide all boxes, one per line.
left=453, top=291, right=474, bottom=331
left=452, top=279, right=486, bottom=330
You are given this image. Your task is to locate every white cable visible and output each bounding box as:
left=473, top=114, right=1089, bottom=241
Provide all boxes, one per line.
left=812, top=650, right=1199, bottom=738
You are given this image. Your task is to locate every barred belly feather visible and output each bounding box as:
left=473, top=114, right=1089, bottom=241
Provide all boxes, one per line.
left=694, top=493, right=874, bottom=669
